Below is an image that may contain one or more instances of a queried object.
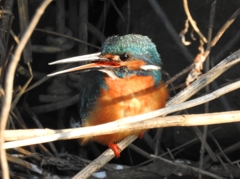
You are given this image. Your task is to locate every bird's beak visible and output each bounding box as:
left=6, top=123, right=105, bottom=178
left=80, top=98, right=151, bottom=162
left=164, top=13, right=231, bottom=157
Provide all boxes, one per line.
left=47, top=52, right=121, bottom=77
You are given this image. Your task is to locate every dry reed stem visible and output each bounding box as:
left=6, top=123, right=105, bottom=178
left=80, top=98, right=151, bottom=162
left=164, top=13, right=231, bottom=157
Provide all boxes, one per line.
left=183, top=0, right=207, bottom=43
left=0, top=1, right=52, bottom=178
left=186, top=7, right=240, bottom=85
left=4, top=110, right=240, bottom=146
left=3, top=77, right=240, bottom=144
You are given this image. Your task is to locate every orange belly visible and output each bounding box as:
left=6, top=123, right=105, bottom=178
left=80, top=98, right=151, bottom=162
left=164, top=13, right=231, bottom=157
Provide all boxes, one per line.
left=81, top=75, right=168, bottom=145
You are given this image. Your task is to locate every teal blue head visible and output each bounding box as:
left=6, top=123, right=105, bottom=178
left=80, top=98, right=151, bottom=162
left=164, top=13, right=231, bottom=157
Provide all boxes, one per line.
left=101, top=34, right=162, bottom=67
left=100, top=34, right=162, bottom=85
left=48, top=34, right=162, bottom=86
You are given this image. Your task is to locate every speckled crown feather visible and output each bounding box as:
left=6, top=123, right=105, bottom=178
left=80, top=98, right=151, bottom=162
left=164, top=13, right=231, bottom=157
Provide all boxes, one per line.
left=101, top=34, right=162, bottom=66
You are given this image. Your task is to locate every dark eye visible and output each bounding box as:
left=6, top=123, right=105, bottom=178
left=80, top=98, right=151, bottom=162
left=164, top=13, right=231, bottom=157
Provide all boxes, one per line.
left=119, top=54, right=129, bottom=61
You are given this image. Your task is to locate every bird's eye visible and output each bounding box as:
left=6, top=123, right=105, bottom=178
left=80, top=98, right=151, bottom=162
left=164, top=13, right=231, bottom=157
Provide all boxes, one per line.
left=119, top=54, right=129, bottom=61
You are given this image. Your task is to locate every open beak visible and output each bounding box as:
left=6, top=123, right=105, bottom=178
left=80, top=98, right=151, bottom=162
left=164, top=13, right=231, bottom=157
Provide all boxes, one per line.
left=47, top=52, right=121, bottom=77
left=48, top=52, right=161, bottom=77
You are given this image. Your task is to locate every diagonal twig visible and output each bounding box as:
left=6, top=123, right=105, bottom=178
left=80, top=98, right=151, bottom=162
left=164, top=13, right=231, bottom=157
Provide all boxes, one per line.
left=0, top=0, right=52, bottom=178
left=183, top=0, right=207, bottom=43
left=186, top=7, right=240, bottom=85
left=199, top=1, right=216, bottom=176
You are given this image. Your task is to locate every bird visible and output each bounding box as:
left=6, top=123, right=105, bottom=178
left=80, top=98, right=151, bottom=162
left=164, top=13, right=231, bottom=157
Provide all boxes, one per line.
left=48, top=34, right=168, bottom=158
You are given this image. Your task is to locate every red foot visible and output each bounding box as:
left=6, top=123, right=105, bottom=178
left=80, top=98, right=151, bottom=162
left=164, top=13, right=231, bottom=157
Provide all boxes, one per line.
left=108, top=143, right=121, bottom=158
left=139, top=132, right=144, bottom=139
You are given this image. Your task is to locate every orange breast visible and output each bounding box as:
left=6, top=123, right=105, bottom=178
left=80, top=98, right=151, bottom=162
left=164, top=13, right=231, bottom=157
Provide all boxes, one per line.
left=81, top=75, right=168, bottom=145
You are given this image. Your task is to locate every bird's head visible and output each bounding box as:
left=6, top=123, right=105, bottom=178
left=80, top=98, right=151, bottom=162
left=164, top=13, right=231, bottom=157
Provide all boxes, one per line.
left=48, top=34, right=162, bottom=85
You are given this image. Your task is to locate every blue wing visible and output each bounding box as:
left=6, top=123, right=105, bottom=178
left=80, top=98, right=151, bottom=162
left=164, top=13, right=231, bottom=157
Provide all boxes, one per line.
left=78, top=71, right=106, bottom=124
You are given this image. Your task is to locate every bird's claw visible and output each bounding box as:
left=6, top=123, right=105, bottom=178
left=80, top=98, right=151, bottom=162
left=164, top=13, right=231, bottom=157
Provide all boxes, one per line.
left=108, top=143, right=121, bottom=158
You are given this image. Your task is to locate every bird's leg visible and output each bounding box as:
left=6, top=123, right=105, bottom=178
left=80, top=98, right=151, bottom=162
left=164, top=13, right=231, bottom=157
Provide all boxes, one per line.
left=108, top=143, right=121, bottom=158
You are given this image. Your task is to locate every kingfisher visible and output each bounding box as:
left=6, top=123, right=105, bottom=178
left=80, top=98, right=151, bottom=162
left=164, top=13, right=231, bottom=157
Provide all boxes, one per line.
left=48, top=34, right=168, bottom=158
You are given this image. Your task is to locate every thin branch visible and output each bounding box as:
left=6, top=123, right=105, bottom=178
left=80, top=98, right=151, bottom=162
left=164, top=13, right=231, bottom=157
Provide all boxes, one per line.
left=5, top=109, right=240, bottom=149
left=7, top=154, right=45, bottom=175
left=30, top=94, right=79, bottom=113
left=186, top=7, right=240, bottom=85
left=126, top=0, right=130, bottom=34
left=179, top=19, right=191, bottom=46
left=203, top=7, right=240, bottom=61
left=25, top=63, right=73, bottom=93
left=183, top=0, right=207, bottom=43
left=4, top=78, right=240, bottom=148
left=25, top=104, right=59, bottom=158
left=148, top=0, right=194, bottom=63
left=11, top=63, right=33, bottom=109
left=35, top=28, right=100, bottom=49
left=209, top=132, right=233, bottom=165
left=199, top=1, right=216, bottom=176
left=110, top=0, right=125, bottom=22
left=169, top=49, right=240, bottom=106
left=198, top=125, right=208, bottom=178
left=206, top=0, right=216, bottom=50
left=165, top=64, right=192, bottom=86
left=216, top=155, right=234, bottom=179
left=78, top=0, right=88, bottom=55
left=0, top=0, right=52, bottom=178
left=210, top=8, right=240, bottom=50
left=193, top=126, right=217, bottom=162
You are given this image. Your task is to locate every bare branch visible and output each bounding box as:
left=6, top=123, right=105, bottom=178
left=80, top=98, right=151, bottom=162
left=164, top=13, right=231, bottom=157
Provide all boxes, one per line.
left=0, top=0, right=52, bottom=178
left=183, top=0, right=207, bottom=43
left=186, top=7, right=240, bottom=85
